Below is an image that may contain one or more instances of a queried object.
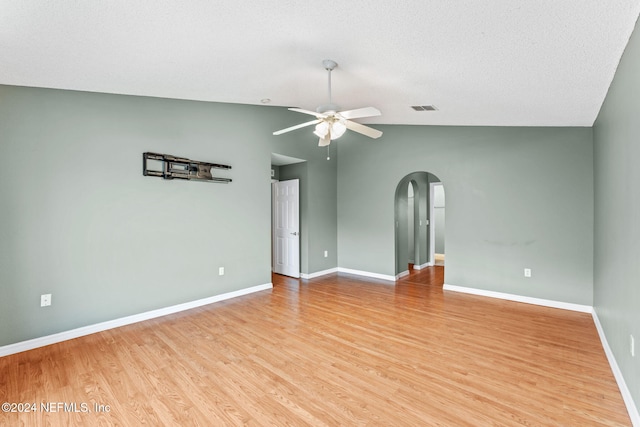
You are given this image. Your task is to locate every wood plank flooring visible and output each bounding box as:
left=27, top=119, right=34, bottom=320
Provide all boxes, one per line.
left=0, top=266, right=631, bottom=426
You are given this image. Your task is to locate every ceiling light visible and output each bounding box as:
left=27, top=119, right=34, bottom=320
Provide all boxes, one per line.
left=331, top=119, right=347, bottom=139
left=314, top=121, right=329, bottom=138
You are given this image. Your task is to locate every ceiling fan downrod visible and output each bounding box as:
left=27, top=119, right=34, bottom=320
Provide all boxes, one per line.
left=322, top=59, right=339, bottom=113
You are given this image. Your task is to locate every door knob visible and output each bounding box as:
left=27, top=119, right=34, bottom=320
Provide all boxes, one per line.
left=290, top=232, right=299, bottom=236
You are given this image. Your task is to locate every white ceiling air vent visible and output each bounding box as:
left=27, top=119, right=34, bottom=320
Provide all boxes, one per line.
left=411, top=105, right=438, bottom=111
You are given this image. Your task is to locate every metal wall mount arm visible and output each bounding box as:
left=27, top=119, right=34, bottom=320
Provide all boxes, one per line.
left=143, top=152, right=232, bottom=183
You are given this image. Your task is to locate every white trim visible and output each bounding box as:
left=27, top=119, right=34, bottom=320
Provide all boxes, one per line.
left=413, top=262, right=432, bottom=270
left=442, top=284, right=593, bottom=313
left=396, top=270, right=410, bottom=280
left=337, top=267, right=396, bottom=282
left=300, top=268, right=338, bottom=279
left=0, top=283, right=273, bottom=357
left=592, top=310, right=640, bottom=426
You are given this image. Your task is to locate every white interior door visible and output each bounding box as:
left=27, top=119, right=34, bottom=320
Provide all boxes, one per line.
left=272, top=179, right=300, bottom=278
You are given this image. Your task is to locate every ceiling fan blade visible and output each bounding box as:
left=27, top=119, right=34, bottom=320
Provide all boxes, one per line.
left=273, top=119, right=322, bottom=136
left=318, top=133, right=331, bottom=147
left=338, top=107, right=381, bottom=120
left=345, top=120, right=383, bottom=139
left=288, top=108, right=328, bottom=118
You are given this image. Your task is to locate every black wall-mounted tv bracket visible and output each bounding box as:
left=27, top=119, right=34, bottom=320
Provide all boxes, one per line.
left=143, top=152, right=232, bottom=183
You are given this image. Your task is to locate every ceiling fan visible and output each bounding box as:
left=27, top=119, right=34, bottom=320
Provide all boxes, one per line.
left=273, top=60, right=383, bottom=146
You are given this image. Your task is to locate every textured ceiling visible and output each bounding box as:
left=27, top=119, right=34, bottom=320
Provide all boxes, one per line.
left=1, top=1, right=639, bottom=126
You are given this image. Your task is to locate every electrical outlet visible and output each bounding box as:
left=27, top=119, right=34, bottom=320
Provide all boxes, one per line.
left=219, top=267, right=225, bottom=276
left=324, top=250, right=328, bottom=258
left=631, top=335, right=635, bottom=357
left=524, top=268, right=532, bottom=278
left=40, top=294, right=51, bottom=307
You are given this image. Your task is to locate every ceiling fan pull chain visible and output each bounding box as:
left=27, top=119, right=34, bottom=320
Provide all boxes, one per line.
left=327, top=144, right=330, bottom=160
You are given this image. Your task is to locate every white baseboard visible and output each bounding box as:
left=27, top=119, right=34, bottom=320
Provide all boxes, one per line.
left=301, top=267, right=423, bottom=282
left=396, top=270, right=410, bottom=280
left=0, top=283, right=273, bottom=357
left=442, top=284, right=593, bottom=313
left=337, top=267, right=396, bottom=282
left=413, top=262, right=432, bottom=270
left=300, top=268, right=338, bottom=279
left=592, top=310, right=640, bottom=426
left=301, top=267, right=399, bottom=282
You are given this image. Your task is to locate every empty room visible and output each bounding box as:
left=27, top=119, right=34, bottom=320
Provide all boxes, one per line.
left=1, top=1, right=639, bottom=425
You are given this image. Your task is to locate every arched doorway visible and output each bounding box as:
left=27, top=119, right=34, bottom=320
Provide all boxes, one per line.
left=394, top=172, right=445, bottom=278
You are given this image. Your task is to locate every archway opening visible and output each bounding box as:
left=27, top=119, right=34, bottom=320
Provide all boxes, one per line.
left=394, top=172, right=445, bottom=278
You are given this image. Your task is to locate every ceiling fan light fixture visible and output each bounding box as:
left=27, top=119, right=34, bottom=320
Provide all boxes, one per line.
left=314, top=121, right=329, bottom=138
left=330, top=119, right=347, bottom=139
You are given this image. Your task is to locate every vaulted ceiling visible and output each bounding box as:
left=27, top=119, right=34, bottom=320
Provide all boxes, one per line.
left=2, top=1, right=639, bottom=126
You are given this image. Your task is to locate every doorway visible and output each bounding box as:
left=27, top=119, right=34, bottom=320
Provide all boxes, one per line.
left=430, top=182, right=445, bottom=266
left=272, top=179, right=300, bottom=278
left=394, top=172, right=444, bottom=278
left=407, top=181, right=419, bottom=267
left=271, top=153, right=306, bottom=278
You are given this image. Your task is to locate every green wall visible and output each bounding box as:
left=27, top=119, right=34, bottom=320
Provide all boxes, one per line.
left=593, top=13, right=640, bottom=412
left=0, top=84, right=338, bottom=346
left=337, top=126, right=594, bottom=305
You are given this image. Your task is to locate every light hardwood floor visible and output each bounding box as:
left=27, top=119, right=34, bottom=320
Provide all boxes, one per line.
left=0, top=267, right=631, bottom=426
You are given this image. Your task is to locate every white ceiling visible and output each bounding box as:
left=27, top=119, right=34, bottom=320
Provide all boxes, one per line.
left=2, top=1, right=640, bottom=127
